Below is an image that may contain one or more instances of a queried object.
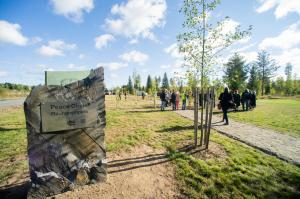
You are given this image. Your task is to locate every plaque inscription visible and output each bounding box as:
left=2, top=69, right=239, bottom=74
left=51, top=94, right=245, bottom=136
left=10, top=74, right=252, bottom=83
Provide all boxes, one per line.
left=41, top=100, right=98, bottom=132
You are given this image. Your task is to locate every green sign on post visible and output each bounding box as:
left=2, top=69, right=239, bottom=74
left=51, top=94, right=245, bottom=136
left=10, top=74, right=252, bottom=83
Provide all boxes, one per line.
left=45, top=70, right=90, bottom=86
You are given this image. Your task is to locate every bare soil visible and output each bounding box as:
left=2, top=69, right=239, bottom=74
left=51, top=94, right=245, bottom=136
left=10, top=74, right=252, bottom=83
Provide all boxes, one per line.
left=53, top=145, right=180, bottom=199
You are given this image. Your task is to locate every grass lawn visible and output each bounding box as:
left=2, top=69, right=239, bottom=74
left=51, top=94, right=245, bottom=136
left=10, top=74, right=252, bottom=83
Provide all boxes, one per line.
left=228, top=98, right=300, bottom=137
left=0, top=96, right=299, bottom=198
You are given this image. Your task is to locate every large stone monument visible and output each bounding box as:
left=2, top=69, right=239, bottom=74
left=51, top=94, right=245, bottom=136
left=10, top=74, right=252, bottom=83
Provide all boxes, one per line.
left=24, top=67, right=106, bottom=198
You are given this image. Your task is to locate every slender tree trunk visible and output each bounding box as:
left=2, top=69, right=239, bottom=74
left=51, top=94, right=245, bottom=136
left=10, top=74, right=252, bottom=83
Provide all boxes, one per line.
left=200, top=0, right=206, bottom=146
left=261, top=65, right=265, bottom=96
left=194, top=87, right=199, bottom=147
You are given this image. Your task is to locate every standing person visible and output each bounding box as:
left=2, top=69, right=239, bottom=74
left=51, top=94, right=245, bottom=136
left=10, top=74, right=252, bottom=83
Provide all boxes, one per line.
left=186, top=92, right=190, bottom=108
left=181, top=92, right=187, bottom=110
left=124, top=92, right=127, bottom=100
left=160, top=90, right=166, bottom=111
left=252, top=91, right=257, bottom=108
left=233, top=90, right=241, bottom=110
left=165, top=90, right=170, bottom=107
left=241, top=89, right=249, bottom=111
left=142, top=91, right=145, bottom=100
left=171, top=91, right=176, bottom=110
left=175, top=91, right=180, bottom=110
left=219, top=87, right=233, bottom=125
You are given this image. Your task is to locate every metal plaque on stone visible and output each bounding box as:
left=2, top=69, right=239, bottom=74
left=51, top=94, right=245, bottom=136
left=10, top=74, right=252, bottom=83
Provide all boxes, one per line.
left=41, top=100, right=98, bottom=132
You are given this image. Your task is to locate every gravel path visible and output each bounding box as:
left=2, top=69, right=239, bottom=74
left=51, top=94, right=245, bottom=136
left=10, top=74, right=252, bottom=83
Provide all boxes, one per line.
left=0, top=98, right=25, bottom=107
left=176, top=110, right=300, bottom=166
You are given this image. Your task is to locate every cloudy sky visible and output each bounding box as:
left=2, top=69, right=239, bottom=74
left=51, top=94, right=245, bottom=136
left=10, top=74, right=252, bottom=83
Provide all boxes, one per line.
left=0, top=0, right=299, bottom=88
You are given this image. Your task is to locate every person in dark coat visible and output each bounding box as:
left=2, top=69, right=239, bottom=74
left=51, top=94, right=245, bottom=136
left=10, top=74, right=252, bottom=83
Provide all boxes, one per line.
left=241, top=89, right=250, bottom=111
left=219, top=87, right=233, bottom=125
left=160, top=90, right=166, bottom=111
left=252, top=91, right=256, bottom=108
left=233, top=90, right=241, bottom=110
left=171, top=91, right=176, bottom=110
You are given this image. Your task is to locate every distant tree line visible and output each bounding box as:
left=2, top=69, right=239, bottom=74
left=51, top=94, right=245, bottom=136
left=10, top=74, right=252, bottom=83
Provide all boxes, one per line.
left=223, top=50, right=300, bottom=96
left=0, top=82, right=31, bottom=91
left=114, top=72, right=175, bottom=95
left=113, top=49, right=299, bottom=97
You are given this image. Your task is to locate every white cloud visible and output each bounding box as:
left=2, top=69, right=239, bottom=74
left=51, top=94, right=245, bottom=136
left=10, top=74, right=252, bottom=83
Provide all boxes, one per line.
left=67, top=63, right=87, bottom=70
left=220, top=19, right=240, bottom=35
left=164, top=43, right=183, bottom=59
left=238, top=36, right=251, bottom=44
left=0, top=70, right=8, bottom=77
left=105, top=0, right=167, bottom=40
left=256, top=0, right=300, bottom=18
left=273, top=48, right=300, bottom=75
left=160, top=64, right=170, bottom=69
left=94, top=34, right=115, bottom=49
left=31, top=36, right=43, bottom=44
left=259, top=22, right=300, bottom=50
left=119, top=50, right=149, bottom=64
left=97, top=62, right=128, bottom=71
left=0, top=20, right=28, bottom=46
left=129, top=38, right=139, bottom=44
left=50, top=0, right=94, bottom=23
left=231, top=43, right=257, bottom=53
left=79, top=53, right=85, bottom=59
left=239, top=51, right=258, bottom=63
left=37, top=40, right=76, bottom=57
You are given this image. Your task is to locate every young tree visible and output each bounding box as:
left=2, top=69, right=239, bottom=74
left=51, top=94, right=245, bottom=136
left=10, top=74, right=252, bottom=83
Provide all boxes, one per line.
left=223, top=53, right=248, bottom=91
left=256, top=50, right=280, bottom=96
left=273, top=77, right=285, bottom=95
left=247, top=64, right=259, bottom=93
left=146, top=75, right=153, bottom=93
left=154, top=76, right=161, bottom=90
left=161, top=72, right=169, bottom=89
left=177, top=0, right=251, bottom=147
left=127, top=76, right=134, bottom=94
left=285, top=63, right=293, bottom=95
left=170, top=78, right=176, bottom=90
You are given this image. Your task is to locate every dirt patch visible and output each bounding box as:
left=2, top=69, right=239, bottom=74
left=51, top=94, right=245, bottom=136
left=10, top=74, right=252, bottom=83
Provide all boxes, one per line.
left=191, top=142, right=227, bottom=161
left=53, top=145, right=180, bottom=199
left=0, top=155, right=29, bottom=187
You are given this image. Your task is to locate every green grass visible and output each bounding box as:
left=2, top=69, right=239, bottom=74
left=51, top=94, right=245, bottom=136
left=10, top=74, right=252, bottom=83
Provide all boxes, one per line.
left=1, top=96, right=300, bottom=199
left=0, top=107, right=27, bottom=184
left=168, top=133, right=300, bottom=198
left=228, top=99, right=300, bottom=137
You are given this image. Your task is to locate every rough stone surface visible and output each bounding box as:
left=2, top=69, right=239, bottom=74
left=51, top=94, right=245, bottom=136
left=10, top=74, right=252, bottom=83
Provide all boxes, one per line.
left=24, top=67, right=106, bottom=198
left=176, top=110, right=300, bottom=166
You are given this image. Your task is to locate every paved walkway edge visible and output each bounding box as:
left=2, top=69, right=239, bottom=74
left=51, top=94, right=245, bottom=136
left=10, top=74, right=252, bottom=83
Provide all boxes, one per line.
left=177, top=112, right=300, bottom=167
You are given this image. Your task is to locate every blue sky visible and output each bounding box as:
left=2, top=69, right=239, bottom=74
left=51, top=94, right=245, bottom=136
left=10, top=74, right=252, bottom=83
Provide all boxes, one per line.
left=0, top=0, right=299, bottom=88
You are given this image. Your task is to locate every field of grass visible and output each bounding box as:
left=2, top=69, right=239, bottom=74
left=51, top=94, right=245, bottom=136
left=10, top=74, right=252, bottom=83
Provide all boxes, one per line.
left=0, top=88, right=29, bottom=99
left=228, top=99, right=300, bottom=137
left=0, top=96, right=299, bottom=198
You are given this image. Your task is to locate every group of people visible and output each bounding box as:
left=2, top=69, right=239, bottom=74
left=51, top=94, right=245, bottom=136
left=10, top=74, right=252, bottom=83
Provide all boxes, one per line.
left=160, top=90, right=190, bottom=111
left=219, top=88, right=256, bottom=125
left=232, top=89, right=257, bottom=111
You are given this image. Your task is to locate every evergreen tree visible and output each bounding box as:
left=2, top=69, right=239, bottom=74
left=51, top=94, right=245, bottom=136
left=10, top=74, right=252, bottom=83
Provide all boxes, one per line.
left=161, top=72, right=169, bottom=89
left=248, top=64, right=259, bottom=93
left=223, top=53, right=248, bottom=91
left=285, top=63, right=293, bottom=95
left=146, top=75, right=153, bottom=93
left=154, top=76, right=161, bottom=90
left=170, top=78, right=176, bottom=90
left=127, top=76, right=133, bottom=94
left=256, top=50, right=280, bottom=96
left=133, top=72, right=141, bottom=90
